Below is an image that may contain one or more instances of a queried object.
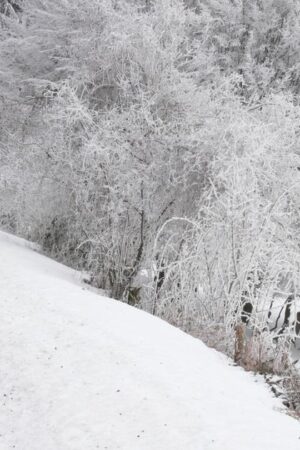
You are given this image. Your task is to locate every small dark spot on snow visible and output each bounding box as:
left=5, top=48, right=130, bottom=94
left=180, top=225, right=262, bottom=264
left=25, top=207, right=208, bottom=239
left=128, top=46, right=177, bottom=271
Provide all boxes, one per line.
left=137, top=435, right=140, bottom=438
left=116, top=389, right=120, bottom=393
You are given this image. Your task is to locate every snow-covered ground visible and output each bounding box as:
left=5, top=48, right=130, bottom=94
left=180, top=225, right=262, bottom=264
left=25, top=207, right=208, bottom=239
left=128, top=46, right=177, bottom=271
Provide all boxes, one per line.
left=0, top=231, right=299, bottom=450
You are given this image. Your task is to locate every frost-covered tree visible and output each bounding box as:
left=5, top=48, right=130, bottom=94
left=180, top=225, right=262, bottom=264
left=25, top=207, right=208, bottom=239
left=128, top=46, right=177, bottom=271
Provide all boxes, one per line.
left=1, top=0, right=300, bottom=375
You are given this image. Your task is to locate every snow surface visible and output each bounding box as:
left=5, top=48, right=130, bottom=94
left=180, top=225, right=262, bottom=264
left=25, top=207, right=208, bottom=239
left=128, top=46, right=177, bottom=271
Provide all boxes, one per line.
left=0, top=231, right=299, bottom=450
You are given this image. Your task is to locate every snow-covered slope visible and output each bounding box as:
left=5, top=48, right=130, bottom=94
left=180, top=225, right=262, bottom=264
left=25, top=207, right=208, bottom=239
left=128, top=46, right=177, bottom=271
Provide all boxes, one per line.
left=0, top=231, right=299, bottom=450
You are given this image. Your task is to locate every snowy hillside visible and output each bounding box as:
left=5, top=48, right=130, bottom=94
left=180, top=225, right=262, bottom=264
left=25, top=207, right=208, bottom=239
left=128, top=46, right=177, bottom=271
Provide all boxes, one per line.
left=0, top=231, right=299, bottom=450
